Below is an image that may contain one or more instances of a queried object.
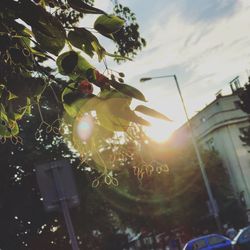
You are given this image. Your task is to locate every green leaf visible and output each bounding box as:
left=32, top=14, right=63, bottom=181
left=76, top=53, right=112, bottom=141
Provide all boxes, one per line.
left=57, top=51, right=78, bottom=75
left=63, top=92, right=87, bottom=105
left=7, top=96, right=30, bottom=121
left=19, top=1, right=66, bottom=55
left=96, top=90, right=149, bottom=132
left=135, top=105, right=172, bottom=121
left=67, top=0, right=107, bottom=15
left=57, top=51, right=94, bottom=79
left=8, top=48, right=30, bottom=66
left=109, top=80, right=146, bottom=102
left=116, top=108, right=150, bottom=126
left=0, top=107, right=19, bottom=137
left=94, top=15, right=124, bottom=36
left=105, top=95, right=149, bottom=126
left=96, top=101, right=130, bottom=132
left=6, top=75, right=46, bottom=97
left=62, top=83, right=80, bottom=117
left=32, top=30, right=65, bottom=55
left=62, top=83, right=99, bottom=117
left=30, top=47, right=54, bottom=61
left=25, top=98, right=31, bottom=116
left=0, top=121, right=19, bottom=138
left=100, top=89, right=131, bottom=103
left=68, top=28, right=106, bottom=61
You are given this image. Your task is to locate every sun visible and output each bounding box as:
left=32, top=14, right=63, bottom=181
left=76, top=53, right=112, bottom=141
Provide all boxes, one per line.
left=144, top=118, right=177, bottom=143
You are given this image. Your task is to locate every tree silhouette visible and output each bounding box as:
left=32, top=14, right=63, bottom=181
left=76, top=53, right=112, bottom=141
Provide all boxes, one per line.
left=238, top=79, right=250, bottom=146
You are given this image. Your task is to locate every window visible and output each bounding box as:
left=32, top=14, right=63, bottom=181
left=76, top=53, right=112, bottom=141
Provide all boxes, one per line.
left=206, top=138, right=215, bottom=151
left=240, top=228, right=250, bottom=241
left=192, top=239, right=206, bottom=250
left=234, top=100, right=242, bottom=109
left=208, top=236, right=225, bottom=245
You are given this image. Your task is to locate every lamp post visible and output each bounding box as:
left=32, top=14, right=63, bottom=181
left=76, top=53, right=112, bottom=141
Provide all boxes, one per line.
left=140, top=74, right=222, bottom=232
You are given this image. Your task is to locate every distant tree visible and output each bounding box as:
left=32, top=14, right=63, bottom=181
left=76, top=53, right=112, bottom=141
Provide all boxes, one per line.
left=0, top=87, right=120, bottom=249
left=96, top=139, right=241, bottom=233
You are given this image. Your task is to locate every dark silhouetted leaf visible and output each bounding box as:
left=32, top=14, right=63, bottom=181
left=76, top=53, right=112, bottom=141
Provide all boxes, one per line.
left=62, top=83, right=99, bottom=117
left=0, top=107, right=19, bottom=137
left=57, top=51, right=93, bottom=79
left=135, top=105, right=172, bottom=121
left=6, top=75, right=46, bottom=97
left=6, top=96, right=30, bottom=121
left=110, top=80, right=146, bottom=102
left=68, top=28, right=106, bottom=61
left=61, top=51, right=78, bottom=74
left=67, top=0, right=107, bottom=15
left=18, top=1, right=66, bottom=55
left=117, top=108, right=150, bottom=126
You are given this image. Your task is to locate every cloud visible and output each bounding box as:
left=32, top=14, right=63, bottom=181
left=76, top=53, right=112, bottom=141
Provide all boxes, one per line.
left=178, top=0, right=238, bottom=23
left=111, top=0, right=250, bottom=120
left=72, top=0, right=250, bottom=124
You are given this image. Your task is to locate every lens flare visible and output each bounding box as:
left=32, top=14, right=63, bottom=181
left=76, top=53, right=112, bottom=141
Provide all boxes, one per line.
left=76, top=113, right=94, bottom=141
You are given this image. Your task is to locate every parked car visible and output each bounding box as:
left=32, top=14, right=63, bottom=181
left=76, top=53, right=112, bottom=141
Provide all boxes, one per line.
left=183, top=234, right=232, bottom=250
left=232, top=226, right=250, bottom=250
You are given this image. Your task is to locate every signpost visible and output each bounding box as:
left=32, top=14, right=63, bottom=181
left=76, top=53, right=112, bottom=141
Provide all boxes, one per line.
left=36, top=160, right=80, bottom=250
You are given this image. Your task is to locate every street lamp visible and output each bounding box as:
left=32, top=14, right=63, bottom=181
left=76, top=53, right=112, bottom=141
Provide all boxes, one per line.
left=140, top=74, right=222, bottom=232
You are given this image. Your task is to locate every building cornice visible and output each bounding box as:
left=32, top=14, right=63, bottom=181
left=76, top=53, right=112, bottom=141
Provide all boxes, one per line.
left=196, top=116, right=250, bottom=140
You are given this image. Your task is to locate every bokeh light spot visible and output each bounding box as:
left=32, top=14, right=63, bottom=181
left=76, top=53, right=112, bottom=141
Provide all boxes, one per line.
left=76, top=113, right=94, bottom=141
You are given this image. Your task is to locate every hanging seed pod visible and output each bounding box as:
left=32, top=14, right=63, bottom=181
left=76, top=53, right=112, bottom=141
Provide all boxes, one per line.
left=1, top=120, right=6, bottom=126
left=22, top=48, right=30, bottom=57
left=119, top=72, right=125, bottom=77
left=92, top=179, right=100, bottom=188
left=118, top=78, right=124, bottom=83
left=111, top=74, right=115, bottom=81
left=48, top=1, right=55, bottom=8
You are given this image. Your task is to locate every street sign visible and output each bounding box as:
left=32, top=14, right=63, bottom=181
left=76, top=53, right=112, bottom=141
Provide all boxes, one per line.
left=36, top=159, right=80, bottom=250
left=36, top=159, right=80, bottom=212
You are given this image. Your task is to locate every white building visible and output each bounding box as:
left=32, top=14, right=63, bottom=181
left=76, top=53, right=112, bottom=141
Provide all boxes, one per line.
left=172, top=82, right=250, bottom=209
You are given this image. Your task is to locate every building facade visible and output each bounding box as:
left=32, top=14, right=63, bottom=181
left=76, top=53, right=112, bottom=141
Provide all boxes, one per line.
left=172, top=91, right=250, bottom=210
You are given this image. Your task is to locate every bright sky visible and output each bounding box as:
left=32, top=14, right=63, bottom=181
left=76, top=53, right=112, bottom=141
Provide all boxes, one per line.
left=85, top=0, right=250, bottom=134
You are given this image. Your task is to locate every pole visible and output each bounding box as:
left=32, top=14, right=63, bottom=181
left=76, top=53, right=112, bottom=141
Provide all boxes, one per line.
left=173, top=75, right=222, bottom=232
left=140, top=74, right=222, bottom=232
left=51, top=163, right=79, bottom=250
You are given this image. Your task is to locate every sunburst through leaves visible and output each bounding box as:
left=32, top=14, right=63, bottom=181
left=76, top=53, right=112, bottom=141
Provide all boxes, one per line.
left=60, top=91, right=170, bottom=188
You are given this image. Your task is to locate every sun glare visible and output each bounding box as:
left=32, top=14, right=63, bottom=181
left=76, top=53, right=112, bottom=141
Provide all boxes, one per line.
left=76, top=113, right=94, bottom=141
left=144, top=118, right=177, bottom=143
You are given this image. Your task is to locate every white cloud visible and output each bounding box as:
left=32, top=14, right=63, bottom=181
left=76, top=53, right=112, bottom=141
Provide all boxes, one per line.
left=71, top=0, right=250, bottom=126
left=109, top=0, right=250, bottom=122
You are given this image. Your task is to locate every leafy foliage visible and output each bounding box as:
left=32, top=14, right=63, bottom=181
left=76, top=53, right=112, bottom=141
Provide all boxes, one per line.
left=238, top=81, right=250, bottom=146
left=0, top=96, right=128, bottom=249
left=135, top=105, right=172, bottom=121
left=112, top=3, right=146, bottom=62
left=238, top=82, right=250, bottom=114
left=95, top=139, right=242, bottom=233
left=0, top=0, right=150, bottom=144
